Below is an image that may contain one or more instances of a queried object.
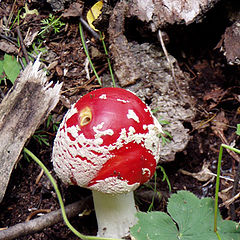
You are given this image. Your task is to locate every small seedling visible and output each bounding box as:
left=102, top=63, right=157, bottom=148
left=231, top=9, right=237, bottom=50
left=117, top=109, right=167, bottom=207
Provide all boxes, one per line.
left=146, top=165, right=171, bottom=212
left=157, top=116, right=173, bottom=146
left=46, top=114, right=60, bottom=132
left=33, top=130, right=49, bottom=146
left=29, top=42, right=48, bottom=60
left=131, top=190, right=240, bottom=240
left=39, top=14, right=65, bottom=38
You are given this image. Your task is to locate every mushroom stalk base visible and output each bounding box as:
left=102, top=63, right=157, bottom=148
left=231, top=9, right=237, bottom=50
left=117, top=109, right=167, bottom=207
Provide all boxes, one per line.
left=92, top=190, right=138, bottom=239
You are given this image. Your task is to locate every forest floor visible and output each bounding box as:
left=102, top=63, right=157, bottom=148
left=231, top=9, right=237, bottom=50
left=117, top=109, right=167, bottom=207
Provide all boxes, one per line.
left=0, top=0, right=239, bottom=239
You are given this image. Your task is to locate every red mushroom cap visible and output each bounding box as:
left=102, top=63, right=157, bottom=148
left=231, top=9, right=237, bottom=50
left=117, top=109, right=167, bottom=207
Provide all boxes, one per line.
left=52, top=88, right=162, bottom=194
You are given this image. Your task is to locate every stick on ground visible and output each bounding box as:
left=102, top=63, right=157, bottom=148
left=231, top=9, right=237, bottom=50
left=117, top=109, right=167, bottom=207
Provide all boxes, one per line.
left=0, top=200, right=85, bottom=240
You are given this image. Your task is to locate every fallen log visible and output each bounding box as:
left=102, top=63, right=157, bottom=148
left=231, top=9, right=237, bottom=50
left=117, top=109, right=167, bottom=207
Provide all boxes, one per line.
left=0, top=58, right=62, bottom=203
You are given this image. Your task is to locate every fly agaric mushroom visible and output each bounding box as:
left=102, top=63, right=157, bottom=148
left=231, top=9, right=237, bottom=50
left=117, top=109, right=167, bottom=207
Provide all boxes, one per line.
left=52, top=87, right=163, bottom=239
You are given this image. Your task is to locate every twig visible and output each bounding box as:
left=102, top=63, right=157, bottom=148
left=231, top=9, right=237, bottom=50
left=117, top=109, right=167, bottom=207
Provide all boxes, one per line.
left=0, top=34, right=18, bottom=47
left=0, top=200, right=86, bottom=240
left=220, top=192, right=240, bottom=208
left=157, top=29, right=185, bottom=102
left=79, top=16, right=100, bottom=40
left=230, top=160, right=240, bottom=220
left=5, top=0, right=16, bottom=31
left=16, top=26, right=30, bottom=64
left=213, top=128, right=240, bottom=163
left=25, top=209, right=51, bottom=222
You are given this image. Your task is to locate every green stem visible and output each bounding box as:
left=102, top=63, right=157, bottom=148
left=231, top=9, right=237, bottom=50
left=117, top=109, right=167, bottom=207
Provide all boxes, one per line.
left=79, top=23, right=102, bottom=86
left=23, top=148, right=119, bottom=240
left=214, top=144, right=223, bottom=232
left=99, top=32, right=116, bottom=87
left=147, top=171, right=157, bottom=212
left=215, top=231, right=222, bottom=240
left=214, top=143, right=240, bottom=238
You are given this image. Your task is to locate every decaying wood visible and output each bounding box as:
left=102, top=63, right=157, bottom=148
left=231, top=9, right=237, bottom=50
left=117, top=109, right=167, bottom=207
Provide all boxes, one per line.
left=128, top=0, right=221, bottom=31
left=108, top=0, right=141, bottom=86
left=0, top=200, right=84, bottom=240
left=0, top=58, right=62, bottom=203
left=223, top=20, right=240, bottom=65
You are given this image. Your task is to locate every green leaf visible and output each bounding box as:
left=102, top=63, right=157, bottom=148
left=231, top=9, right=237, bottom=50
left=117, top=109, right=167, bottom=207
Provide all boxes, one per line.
left=0, top=60, right=4, bottom=84
left=3, top=54, right=22, bottom=84
left=131, top=191, right=240, bottom=240
left=0, top=60, right=3, bottom=75
left=236, top=124, right=240, bottom=136
left=131, top=211, right=178, bottom=240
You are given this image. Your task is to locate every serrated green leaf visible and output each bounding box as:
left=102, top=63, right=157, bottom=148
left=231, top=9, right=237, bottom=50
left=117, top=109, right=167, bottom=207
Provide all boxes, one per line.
left=3, top=54, right=22, bottom=84
left=131, top=191, right=240, bottom=240
left=131, top=211, right=178, bottom=240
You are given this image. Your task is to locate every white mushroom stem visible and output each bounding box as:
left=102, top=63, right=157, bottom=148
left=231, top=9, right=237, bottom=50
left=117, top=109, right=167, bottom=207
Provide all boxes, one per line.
left=92, top=190, right=138, bottom=239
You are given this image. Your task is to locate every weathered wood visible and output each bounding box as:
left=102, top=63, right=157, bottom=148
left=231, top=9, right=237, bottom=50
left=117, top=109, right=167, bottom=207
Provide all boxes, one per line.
left=129, top=0, right=221, bottom=30
left=0, top=58, right=62, bottom=203
left=108, top=1, right=141, bottom=86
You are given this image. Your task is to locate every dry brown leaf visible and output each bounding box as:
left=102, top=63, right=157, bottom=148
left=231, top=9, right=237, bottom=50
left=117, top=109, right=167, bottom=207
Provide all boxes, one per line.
left=24, top=28, right=39, bottom=47
left=0, top=39, right=18, bottom=54
left=62, top=2, right=83, bottom=18
left=211, top=111, right=229, bottom=133
left=179, top=162, right=214, bottom=182
left=203, top=87, right=229, bottom=109
left=203, top=87, right=226, bottom=102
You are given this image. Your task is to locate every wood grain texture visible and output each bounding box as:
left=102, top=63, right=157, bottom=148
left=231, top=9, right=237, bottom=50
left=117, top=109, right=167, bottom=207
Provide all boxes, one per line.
left=0, top=59, right=62, bottom=203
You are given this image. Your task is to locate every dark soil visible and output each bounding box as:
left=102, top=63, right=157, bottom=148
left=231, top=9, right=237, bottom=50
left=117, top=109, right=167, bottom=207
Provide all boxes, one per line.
left=0, top=0, right=239, bottom=239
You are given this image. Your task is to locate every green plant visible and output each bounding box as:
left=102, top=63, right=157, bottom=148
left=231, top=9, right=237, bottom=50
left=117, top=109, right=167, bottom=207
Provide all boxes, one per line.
left=39, top=14, right=65, bottom=38
left=131, top=190, right=240, bottom=240
left=236, top=124, right=240, bottom=136
left=46, top=114, right=60, bottom=132
left=0, top=54, right=24, bottom=84
left=146, top=165, right=171, bottom=212
left=99, top=32, right=116, bottom=87
left=214, top=144, right=240, bottom=238
left=29, top=42, right=48, bottom=59
left=157, top=116, right=173, bottom=146
left=160, top=130, right=172, bottom=146
left=33, top=130, right=50, bottom=146
left=131, top=143, right=240, bottom=240
left=158, top=165, right=172, bottom=192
